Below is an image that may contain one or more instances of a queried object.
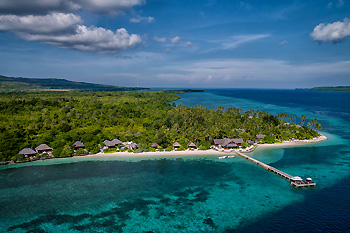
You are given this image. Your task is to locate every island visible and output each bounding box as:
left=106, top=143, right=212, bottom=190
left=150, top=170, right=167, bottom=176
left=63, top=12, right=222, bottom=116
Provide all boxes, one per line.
left=0, top=83, right=324, bottom=164
left=0, top=74, right=148, bottom=92
left=296, top=86, right=350, bottom=91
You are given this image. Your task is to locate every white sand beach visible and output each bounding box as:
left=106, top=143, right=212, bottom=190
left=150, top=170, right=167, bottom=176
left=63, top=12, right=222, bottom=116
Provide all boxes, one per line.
left=81, top=135, right=327, bottom=158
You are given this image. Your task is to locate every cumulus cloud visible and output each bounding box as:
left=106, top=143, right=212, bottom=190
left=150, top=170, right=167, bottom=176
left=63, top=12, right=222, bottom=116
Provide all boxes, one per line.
left=311, top=18, right=350, bottom=43
left=186, top=41, right=193, bottom=47
left=19, top=26, right=142, bottom=53
left=0, top=0, right=145, bottom=16
left=130, top=16, right=154, bottom=23
left=170, top=36, right=181, bottom=44
left=154, top=37, right=166, bottom=42
left=0, top=13, right=82, bottom=34
left=0, top=1, right=143, bottom=53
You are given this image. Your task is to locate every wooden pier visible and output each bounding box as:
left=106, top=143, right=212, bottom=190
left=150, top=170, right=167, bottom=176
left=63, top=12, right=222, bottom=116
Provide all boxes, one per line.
left=234, top=151, right=316, bottom=188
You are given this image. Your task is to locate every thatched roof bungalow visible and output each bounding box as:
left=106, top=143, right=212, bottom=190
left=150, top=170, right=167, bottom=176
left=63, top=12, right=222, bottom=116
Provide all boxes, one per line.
left=103, top=139, right=123, bottom=148
left=35, top=144, right=53, bottom=155
left=256, top=134, right=266, bottom=139
left=73, top=141, right=85, bottom=150
left=18, top=148, right=37, bottom=158
left=173, top=142, right=181, bottom=150
left=188, top=141, right=196, bottom=149
left=123, top=141, right=137, bottom=150
left=151, top=142, right=159, bottom=148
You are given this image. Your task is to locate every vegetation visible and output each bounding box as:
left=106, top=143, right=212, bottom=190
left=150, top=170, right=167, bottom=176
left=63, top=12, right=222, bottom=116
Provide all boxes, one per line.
left=296, top=86, right=350, bottom=91
left=0, top=90, right=321, bottom=162
left=0, top=74, right=148, bottom=92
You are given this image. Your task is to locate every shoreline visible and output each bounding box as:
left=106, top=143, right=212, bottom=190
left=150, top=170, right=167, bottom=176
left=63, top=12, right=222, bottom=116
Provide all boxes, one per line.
left=81, top=135, right=328, bottom=158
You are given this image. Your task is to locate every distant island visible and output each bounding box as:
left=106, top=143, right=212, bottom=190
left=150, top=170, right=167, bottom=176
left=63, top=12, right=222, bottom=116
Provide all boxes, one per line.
left=296, top=86, right=350, bottom=91
left=0, top=74, right=148, bottom=92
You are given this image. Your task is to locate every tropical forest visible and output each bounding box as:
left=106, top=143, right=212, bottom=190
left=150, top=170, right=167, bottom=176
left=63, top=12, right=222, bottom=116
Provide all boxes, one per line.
left=0, top=90, right=321, bottom=162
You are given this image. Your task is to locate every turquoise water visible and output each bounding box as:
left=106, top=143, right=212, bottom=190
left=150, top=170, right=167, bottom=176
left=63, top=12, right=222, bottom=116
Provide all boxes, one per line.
left=1, top=89, right=350, bottom=232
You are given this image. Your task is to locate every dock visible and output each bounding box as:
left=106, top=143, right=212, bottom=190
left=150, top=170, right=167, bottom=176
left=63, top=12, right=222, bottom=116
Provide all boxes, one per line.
left=234, top=151, right=316, bottom=188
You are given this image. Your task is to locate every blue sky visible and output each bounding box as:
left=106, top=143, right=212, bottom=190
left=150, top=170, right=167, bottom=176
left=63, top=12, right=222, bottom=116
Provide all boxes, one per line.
left=0, top=0, right=349, bottom=88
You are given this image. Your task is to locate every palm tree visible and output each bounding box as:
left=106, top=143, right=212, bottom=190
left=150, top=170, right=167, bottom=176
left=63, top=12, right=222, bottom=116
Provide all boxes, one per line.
left=300, top=115, right=307, bottom=126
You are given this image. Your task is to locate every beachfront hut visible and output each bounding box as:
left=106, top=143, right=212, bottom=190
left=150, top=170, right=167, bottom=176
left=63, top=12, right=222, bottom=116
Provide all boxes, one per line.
left=226, top=142, right=238, bottom=148
left=73, top=141, right=85, bottom=150
left=35, top=144, right=53, bottom=155
left=103, top=139, right=123, bottom=149
left=151, top=142, right=159, bottom=149
left=18, top=148, right=37, bottom=158
left=256, top=134, right=266, bottom=139
left=246, top=140, right=254, bottom=144
left=188, top=141, right=196, bottom=149
left=173, top=142, right=181, bottom=150
left=123, top=141, right=137, bottom=150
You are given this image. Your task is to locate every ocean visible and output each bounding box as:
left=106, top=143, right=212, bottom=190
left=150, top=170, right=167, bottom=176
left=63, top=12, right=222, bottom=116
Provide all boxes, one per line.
left=1, top=89, right=350, bottom=232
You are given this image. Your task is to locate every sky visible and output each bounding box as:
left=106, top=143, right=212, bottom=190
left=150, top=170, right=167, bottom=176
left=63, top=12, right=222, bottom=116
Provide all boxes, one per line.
left=0, top=0, right=349, bottom=89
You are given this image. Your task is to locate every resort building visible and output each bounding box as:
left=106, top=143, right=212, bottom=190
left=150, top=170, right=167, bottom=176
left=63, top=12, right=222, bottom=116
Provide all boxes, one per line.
left=73, top=141, right=85, bottom=150
left=213, top=138, right=243, bottom=149
left=246, top=140, right=255, bottom=144
left=18, top=148, right=37, bottom=158
left=173, top=142, right=181, bottom=150
left=123, top=141, right=137, bottom=150
left=103, top=139, right=123, bottom=149
left=151, top=142, right=159, bottom=149
left=256, top=134, right=266, bottom=140
left=188, top=141, right=196, bottom=150
left=233, top=128, right=245, bottom=133
left=35, top=144, right=53, bottom=155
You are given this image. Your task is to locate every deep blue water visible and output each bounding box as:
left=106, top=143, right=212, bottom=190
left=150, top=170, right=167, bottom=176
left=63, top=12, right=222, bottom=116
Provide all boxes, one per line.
left=1, top=89, right=350, bottom=232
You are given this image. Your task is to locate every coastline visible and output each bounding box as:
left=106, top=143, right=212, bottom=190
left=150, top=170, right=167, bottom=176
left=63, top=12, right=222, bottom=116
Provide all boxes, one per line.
left=81, top=135, right=328, bottom=158
left=255, top=135, right=327, bottom=149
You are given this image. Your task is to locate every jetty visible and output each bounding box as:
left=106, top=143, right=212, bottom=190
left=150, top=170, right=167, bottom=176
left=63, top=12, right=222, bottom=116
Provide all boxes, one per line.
left=234, top=151, right=316, bottom=188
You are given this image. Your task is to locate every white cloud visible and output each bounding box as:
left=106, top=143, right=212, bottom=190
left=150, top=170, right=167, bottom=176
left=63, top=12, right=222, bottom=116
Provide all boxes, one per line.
left=130, top=16, right=155, bottom=23
left=0, top=0, right=145, bottom=16
left=186, top=41, right=193, bottom=47
left=279, top=40, right=288, bottom=45
left=170, top=36, right=181, bottom=44
left=0, top=13, right=82, bottom=34
left=337, top=0, right=344, bottom=7
left=154, top=37, right=166, bottom=42
left=154, top=59, right=350, bottom=86
left=20, top=26, right=142, bottom=53
left=311, top=18, right=350, bottom=42
left=223, top=34, right=270, bottom=49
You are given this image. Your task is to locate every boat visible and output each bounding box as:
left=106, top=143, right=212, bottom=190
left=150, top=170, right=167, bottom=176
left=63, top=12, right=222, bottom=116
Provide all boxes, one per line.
left=227, top=155, right=235, bottom=158
left=218, top=156, right=227, bottom=159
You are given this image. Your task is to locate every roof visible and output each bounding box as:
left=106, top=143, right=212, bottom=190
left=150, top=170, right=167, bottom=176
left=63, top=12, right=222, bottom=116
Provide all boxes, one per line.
left=173, top=142, right=181, bottom=147
left=233, top=138, right=244, bottom=144
left=103, top=140, right=111, bottom=146
left=214, top=138, right=242, bottom=147
left=111, top=139, right=122, bottom=145
left=151, top=142, right=159, bottom=148
left=226, top=142, right=238, bottom=148
left=73, top=141, right=84, bottom=147
left=256, top=134, right=266, bottom=139
left=213, top=138, right=230, bottom=146
left=18, top=148, right=36, bottom=155
left=246, top=140, right=254, bottom=144
left=233, top=128, right=245, bottom=132
left=104, top=139, right=122, bottom=147
left=188, top=141, right=196, bottom=147
left=35, top=144, right=52, bottom=151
